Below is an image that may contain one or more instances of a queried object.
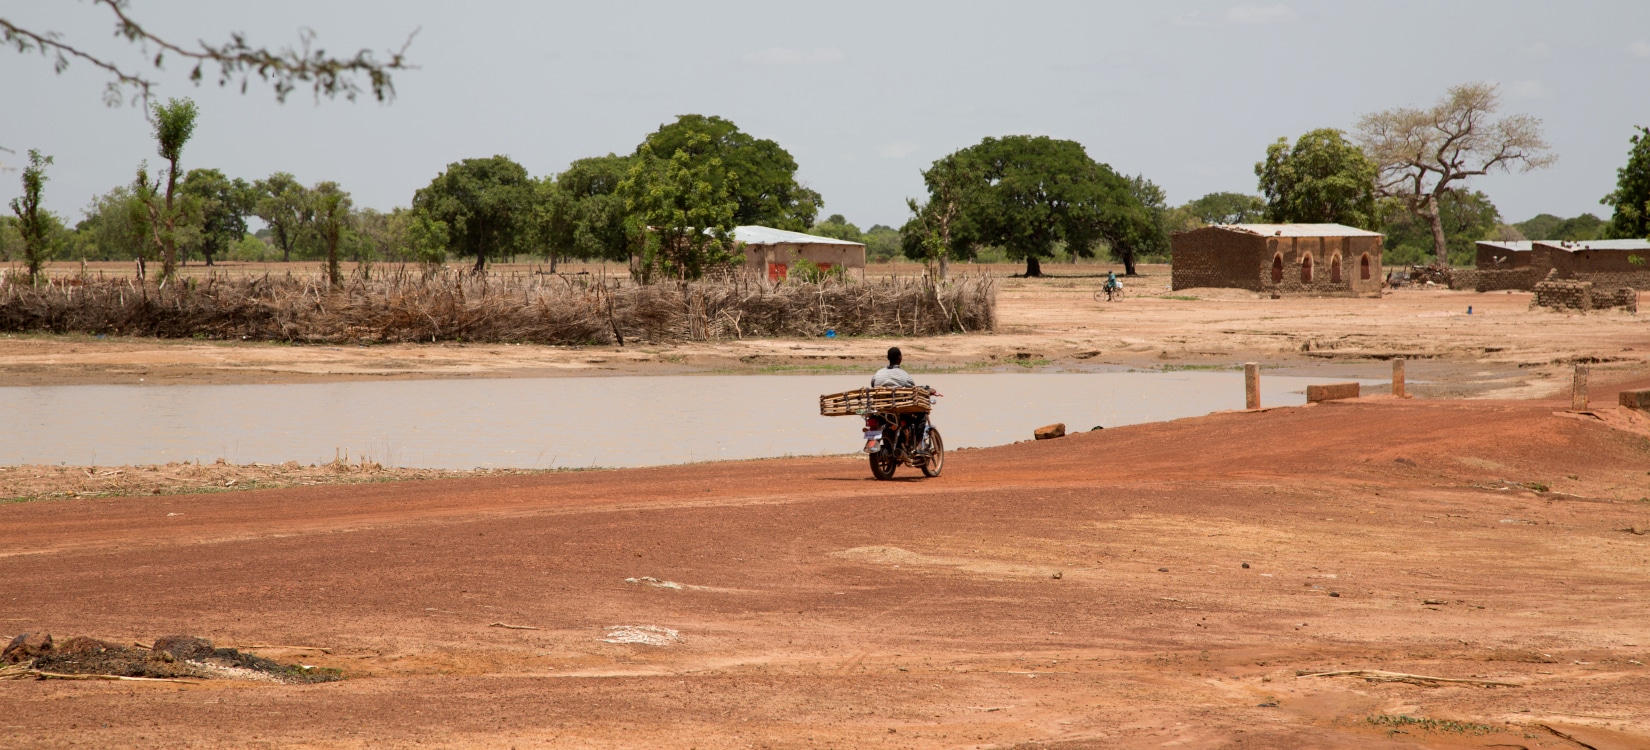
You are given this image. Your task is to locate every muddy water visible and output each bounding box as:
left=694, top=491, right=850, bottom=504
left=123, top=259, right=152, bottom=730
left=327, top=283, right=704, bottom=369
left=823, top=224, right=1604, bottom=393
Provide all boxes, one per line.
left=1, top=372, right=1374, bottom=469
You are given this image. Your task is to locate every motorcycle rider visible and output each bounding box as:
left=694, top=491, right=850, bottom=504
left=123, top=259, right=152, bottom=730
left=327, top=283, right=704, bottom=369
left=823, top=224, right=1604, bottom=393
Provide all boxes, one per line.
left=869, top=347, right=930, bottom=455
left=872, top=346, right=915, bottom=388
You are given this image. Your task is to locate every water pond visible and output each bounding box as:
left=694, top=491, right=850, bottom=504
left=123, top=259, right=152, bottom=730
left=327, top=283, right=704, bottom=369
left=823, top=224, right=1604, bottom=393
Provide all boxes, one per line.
left=1, top=371, right=1374, bottom=469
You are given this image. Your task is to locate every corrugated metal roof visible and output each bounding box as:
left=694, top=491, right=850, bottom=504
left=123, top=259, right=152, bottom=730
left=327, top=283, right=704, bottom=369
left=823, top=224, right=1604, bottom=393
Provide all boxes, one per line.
left=1533, top=239, right=1650, bottom=252
left=1477, top=241, right=1535, bottom=251
left=732, top=225, right=864, bottom=246
left=1221, top=223, right=1384, bottom=238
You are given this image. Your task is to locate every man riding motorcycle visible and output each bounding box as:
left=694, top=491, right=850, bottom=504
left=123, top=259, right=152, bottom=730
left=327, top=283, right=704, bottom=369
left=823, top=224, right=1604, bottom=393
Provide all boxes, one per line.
left=865, top=347, right=933, bottom=455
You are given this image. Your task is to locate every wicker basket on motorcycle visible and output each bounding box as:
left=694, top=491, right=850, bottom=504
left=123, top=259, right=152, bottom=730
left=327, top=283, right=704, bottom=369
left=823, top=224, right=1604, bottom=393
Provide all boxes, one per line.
left=819, top=387, right=932, bottom=416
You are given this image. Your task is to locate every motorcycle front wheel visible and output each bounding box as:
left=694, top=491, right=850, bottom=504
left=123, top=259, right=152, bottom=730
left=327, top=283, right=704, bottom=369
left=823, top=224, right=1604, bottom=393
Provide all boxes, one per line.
left=869, top=447, right=898, bottom=480
left=920, top=428, right=945, bottom=477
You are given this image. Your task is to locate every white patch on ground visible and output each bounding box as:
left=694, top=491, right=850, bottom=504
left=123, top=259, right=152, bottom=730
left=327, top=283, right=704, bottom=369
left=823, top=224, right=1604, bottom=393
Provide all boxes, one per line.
left=185, top=660, right=281, bottom=683
left=602, top=625, right=681, bottom=646
left=832, top=546, right=1055, bottom=579
left=624, top=576, right=685, bottom=590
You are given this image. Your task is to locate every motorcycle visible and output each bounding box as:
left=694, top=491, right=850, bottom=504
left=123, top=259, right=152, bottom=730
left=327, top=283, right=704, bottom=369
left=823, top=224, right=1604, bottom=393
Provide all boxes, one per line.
left=860, top=389, right=944, bottom=480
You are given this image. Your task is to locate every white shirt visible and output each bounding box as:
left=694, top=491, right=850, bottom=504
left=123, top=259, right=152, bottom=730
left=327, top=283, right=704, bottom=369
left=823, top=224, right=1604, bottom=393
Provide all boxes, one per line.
left=871, top=366, right=915, bottom=388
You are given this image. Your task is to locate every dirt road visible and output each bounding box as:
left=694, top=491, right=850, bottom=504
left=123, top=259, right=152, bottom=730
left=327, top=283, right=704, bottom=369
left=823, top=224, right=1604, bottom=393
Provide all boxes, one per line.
left=4, top=385, right=1650, bottom=748
left=4, top=267, right=1645, bottom=399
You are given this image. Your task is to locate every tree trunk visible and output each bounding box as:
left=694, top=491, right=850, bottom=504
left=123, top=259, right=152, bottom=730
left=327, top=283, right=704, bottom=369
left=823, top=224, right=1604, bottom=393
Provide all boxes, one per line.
left=1122, top=253, right=1138, bottom=276
left=937, top=252, right=949, bottom=280
left=1024, top=256, right=1043, bottom=277
left=1425, top=194, right=1449, bottom=266
left=160, top=157, right=180, bottom=281
left=472, top=253, right=487, bottom=275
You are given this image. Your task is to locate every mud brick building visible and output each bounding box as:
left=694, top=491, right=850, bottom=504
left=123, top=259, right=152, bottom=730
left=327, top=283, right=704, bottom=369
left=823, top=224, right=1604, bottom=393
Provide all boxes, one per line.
left=1468, top=239, right=1650, bottom=292
left=733, top=226, right=866, bottom=282
left=1171, top=224, right=1384, bottom=296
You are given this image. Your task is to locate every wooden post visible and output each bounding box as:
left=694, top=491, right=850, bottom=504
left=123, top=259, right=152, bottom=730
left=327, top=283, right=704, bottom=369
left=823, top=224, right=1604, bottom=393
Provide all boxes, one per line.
left=1245, top=363, right=1260, bottom=410
left=1392, top=359, right=1406, bottom=398
left=1572, top=364, right=1589, bottom=412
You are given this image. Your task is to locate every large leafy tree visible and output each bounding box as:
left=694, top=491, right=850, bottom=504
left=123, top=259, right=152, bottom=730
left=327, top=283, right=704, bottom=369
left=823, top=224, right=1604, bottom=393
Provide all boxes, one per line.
left=179, top=168, right=254, bottom=266
left=619, top=134, right=740, bottom=282
left=926, top=135, right=1159, bottom=277
left=8, top=149, right=56, bottom=282
left=1256, top=128, right=1378, bottom=230
left=541, top=154, right=633, bottom=268
left=1381, top=189, right=1500, bottom=266
left=639, top=115, right=820, bottom=230
left=412, top=155, right=535, bottom=273
left=252, top=172, right=310, bottom=262
left=1184, top=192, right=1267, bottom=225
left=1357, top=83, right=1555, bottom=265
left=1601, top=125, right=1650, bottom=239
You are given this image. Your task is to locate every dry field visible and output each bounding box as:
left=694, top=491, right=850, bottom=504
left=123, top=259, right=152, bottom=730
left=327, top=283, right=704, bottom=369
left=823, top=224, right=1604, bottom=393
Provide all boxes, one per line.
left=3, top=389, right=1650, bottom=748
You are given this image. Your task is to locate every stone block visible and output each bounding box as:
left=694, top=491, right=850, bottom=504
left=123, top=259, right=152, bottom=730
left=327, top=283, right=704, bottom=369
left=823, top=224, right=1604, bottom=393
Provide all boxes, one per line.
left=1306, top=382, right=1360, bottom=403
left=1620, top=389, right=1650, bottom=410
left=1034, top=423, right=1066, bottom=440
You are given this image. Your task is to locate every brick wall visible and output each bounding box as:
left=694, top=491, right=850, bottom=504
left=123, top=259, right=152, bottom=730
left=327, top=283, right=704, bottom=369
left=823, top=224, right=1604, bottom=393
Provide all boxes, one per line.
left=1171, top=228, right=1267, bottom=291
left=1451, top=268, right=1536, bottom=292
left=1532, top=279, right=1639, bottom=312
left=1171, top=229, right=1383, bottom=296
left=1532, top=246, right=1650, bottom=290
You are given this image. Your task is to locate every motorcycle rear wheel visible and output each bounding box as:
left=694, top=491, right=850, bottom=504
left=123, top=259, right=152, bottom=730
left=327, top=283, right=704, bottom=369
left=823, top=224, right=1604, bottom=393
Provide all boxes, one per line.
left=870, top=448, right=898, bottom=480
left=920, top=428, right=945, bottom=477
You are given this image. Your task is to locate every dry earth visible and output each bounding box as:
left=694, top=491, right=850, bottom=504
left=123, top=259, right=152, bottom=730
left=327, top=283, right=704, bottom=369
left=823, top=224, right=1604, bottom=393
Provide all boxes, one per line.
left=4, top=265, right=1648, bottom=400
left=3, top=387, right=1650, bottom=748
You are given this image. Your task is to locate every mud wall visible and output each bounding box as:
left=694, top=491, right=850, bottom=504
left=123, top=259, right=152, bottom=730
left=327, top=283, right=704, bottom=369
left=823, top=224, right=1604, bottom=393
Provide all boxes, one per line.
left=1171, top=229, right=1267, bottom=291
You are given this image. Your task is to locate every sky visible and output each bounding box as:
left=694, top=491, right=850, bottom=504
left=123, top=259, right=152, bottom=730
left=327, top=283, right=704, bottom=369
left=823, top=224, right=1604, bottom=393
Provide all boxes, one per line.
left=3, top=1, right=1649, bottom=230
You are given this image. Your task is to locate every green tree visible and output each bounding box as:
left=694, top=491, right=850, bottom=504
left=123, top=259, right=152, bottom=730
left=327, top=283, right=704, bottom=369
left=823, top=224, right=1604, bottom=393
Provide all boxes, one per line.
left=902, top=154, right=977, bottom=278
left=810, top=214, right=863, bottom=243
left=412, top=155, right=535, bottom=273
left=1184, top=192, right=1267, bottom=225
left=306, top=181, right=354, bottom=287
left=1514, top=213, right=1606, bottom=242
left=862, top=225, right=901, bottom=262
left=132, top=97, right=200, bottom=280
left=619, top=135, right=740, bottom=282
left=541, top=154, right=633, bottom=269
left=639, top=115, right=820, bottom=230
left=1124, top=174, right=1172, bottom=264
left=405, top=210, right=450, bottom=274
left=253, top=172, right=310, bottom=262
left=1256, top=128, right=1378, bottom=229
left=1358, top=82, right=1555, bottom=265
left=70, top=185, right=148, bottom=260
left=179, top=168, right=253, bottom=266
left=1381, top=189, right=1500, bottom=266
left=1602, top=125, right=1650, bottom=239
left=8, top=149, right=57, bottom=281
left=927, top=135, right=1158, bottom=277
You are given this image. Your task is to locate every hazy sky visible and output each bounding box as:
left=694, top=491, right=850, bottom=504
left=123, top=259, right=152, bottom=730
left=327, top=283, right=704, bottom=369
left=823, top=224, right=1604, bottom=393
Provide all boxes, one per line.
left=4, top=1, right=1649, bottom=229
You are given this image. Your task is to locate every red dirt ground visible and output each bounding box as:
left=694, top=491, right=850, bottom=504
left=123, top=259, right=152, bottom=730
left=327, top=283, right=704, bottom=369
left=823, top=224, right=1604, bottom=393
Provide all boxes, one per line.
left=4, top=386, right=1650, bottom=748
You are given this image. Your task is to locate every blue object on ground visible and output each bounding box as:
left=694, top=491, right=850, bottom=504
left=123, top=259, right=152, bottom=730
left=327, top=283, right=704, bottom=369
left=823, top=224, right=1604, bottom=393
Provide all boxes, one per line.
left=825, top=328, right=836, bottom=338
left=1467, top=306, right=1473, bottom=315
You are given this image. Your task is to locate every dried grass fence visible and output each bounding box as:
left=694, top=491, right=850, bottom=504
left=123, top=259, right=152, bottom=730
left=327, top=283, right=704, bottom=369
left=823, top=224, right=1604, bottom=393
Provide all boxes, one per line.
left=0, top=268, right=995, bottom=344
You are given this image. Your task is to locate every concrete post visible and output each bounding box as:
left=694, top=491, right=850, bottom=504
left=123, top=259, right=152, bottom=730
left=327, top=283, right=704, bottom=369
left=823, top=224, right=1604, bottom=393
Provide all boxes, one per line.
left=1572, top=364, right=1589, bottom=412
left=1244, top=363, right=1260, bottom=410
left=1392, top=359, right=1406, bottom=399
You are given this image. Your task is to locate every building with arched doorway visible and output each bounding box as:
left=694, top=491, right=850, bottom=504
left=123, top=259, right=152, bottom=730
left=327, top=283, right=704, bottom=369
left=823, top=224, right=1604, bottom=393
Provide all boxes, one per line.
left=1170, top=224, right=1384, bottom=296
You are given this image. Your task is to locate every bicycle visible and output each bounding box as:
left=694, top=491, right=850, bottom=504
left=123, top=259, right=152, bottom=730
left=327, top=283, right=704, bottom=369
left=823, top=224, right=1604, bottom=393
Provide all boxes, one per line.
left=1093, top=283, right=1125, bottom=302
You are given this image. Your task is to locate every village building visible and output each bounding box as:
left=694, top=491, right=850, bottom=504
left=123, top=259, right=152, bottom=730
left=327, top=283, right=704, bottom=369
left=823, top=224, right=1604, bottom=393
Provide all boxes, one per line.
left=734, top=225, right=866, bottom=281
left=1467, top=239, right=1650, bottom=291
left=1170, top=223, right=1385, bottom=296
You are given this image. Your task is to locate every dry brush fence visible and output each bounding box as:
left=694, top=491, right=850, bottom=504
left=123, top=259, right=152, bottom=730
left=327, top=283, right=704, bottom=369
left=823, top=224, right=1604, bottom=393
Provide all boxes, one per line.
left=0, top=269, right=995, bottom=344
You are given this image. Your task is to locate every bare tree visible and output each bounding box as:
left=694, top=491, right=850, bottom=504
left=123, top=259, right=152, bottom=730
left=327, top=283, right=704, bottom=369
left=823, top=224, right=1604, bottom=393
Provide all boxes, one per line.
left=1, top=0, right=415, bottom=109
left=1357, top=82, right=1555, bottom=266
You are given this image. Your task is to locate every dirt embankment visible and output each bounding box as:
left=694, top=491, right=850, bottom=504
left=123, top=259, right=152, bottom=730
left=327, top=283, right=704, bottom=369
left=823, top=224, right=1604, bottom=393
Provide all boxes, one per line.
left=3, top=385, right=1650, bottom=748
left=4, top=268, right=1647, bottom=399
